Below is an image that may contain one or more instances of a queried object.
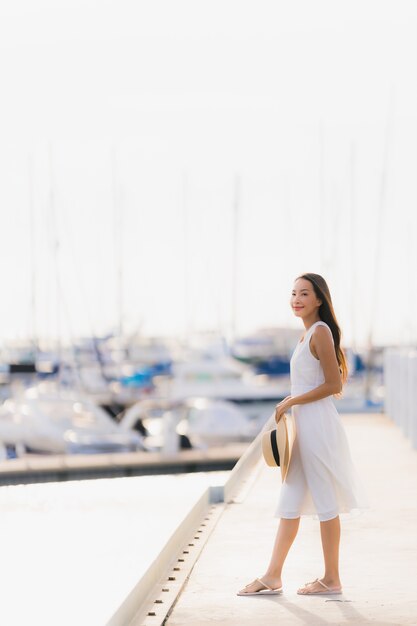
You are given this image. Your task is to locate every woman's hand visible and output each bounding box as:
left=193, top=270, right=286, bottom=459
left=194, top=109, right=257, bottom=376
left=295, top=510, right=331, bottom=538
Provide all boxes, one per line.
left=275, top=396, right=293, bottom=423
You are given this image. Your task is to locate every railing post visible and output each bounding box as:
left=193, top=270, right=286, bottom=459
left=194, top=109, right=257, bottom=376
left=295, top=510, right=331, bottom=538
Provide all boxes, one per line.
left=384, top=347, right=417, bottom=450
left=408, top=352, right=417, bottom=450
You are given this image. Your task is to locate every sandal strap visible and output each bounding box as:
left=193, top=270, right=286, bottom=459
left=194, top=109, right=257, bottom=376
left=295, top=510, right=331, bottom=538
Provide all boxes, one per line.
left=243, top=579, right=258, bottom=588
left=244, top=577, right=269, bottom=590
left=317, top=579, right=331, bottom=590
left=304, top=578, right=331, bottom=591
left=255, top=577, right=273, bottom=591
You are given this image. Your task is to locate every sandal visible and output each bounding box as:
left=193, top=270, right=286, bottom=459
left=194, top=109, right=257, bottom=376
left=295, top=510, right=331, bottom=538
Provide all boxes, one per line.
left=237, top=577, right=283, bottom=596
left=297, top=578, right=342, bottom=595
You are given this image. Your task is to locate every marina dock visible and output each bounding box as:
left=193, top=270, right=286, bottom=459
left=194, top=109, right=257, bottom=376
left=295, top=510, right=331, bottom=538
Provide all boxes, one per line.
left=131, top=413, right=417, bottom=626
left=0, top=443, right=249, bottom=485
left=1, top=411, right=415, bottom=625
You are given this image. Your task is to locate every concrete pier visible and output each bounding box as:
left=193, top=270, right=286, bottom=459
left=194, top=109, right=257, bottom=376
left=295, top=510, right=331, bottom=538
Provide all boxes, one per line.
left=161, top=413, right=417, bottom=626
left=0, top=443, right=249, bottom=485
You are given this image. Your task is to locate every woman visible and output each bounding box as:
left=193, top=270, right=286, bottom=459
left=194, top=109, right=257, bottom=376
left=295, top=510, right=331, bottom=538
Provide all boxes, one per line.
left=238, top=273, right=366, bottom=597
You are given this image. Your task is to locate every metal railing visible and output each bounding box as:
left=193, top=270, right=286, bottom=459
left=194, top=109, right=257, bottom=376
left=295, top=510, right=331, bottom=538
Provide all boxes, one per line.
left=384, top=347, right=417, bottom=449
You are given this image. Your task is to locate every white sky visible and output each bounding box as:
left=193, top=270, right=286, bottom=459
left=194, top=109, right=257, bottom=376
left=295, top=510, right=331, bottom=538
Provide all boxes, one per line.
left=0, top=0, right=416, bottom=349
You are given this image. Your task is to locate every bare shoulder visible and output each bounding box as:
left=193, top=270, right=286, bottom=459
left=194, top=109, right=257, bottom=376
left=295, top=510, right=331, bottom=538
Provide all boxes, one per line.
left=310, top=325, right=334, bottom=355
left=312, top=324, right=333, bottom=342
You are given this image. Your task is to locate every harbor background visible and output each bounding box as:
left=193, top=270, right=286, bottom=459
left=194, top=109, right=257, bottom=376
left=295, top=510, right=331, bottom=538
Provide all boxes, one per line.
left=0, top=1, right=416, bottom=625
left=0, top=0, right=416, bottom=350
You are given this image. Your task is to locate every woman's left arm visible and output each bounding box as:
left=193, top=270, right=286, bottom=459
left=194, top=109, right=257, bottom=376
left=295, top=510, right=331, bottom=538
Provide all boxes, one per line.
left=275, top=326, right=342, bottom=422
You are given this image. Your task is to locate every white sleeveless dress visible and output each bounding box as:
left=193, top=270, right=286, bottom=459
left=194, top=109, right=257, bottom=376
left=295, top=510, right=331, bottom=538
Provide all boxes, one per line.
left=274, top=321, right=367, bottom=522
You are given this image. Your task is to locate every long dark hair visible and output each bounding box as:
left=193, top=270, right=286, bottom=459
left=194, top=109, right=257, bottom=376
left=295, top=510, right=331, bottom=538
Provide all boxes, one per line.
left=298, top=273, right=348, bottom=385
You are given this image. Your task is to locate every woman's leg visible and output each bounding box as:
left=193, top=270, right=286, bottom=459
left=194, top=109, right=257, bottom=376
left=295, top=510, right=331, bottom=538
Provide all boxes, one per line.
left=238, top=517, right=300, bottom=593
left=298, top=515, right=342, bottom=594
left=320, top=515, right=341, bottom=584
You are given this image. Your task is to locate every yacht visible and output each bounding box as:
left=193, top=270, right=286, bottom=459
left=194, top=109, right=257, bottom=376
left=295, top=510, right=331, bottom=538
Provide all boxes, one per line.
left=0, top=384, right=144, bottom=456
left=119, top=396, right=259, bottom=449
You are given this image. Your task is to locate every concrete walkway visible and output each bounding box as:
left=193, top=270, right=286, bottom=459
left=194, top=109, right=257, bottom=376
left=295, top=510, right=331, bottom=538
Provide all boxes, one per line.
left=0, top=471, right=229, bottom=626
left=166, top=414, right=417, bottom=626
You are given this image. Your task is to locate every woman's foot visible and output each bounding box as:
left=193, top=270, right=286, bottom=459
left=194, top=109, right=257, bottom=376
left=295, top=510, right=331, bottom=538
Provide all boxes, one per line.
left=297, top=577, right=342, bottom=595
left=238, top=574, right=282, bottom=595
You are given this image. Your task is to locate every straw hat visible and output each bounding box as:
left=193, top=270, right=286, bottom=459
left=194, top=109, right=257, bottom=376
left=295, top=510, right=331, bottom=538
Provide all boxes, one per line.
left=261, top=411, right=296, bottom=481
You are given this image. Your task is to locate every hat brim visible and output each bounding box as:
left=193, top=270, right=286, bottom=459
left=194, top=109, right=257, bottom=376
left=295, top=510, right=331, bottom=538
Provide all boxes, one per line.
left=261, top=411, right=297, bottom=481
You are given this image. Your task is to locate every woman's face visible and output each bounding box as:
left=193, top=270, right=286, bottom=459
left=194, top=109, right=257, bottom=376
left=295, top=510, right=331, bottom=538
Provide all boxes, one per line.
left=290, top=278, right=322, bottom=320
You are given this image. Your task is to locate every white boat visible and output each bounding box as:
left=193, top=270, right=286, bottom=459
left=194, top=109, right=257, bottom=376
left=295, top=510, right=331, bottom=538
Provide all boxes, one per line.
left=175, top=397, right=259, bottom=446
left=0, top=384, right=144, bottom=456
left=151, top=357, right=290, bottom=403
left=119, top=396, right=259, bottom=449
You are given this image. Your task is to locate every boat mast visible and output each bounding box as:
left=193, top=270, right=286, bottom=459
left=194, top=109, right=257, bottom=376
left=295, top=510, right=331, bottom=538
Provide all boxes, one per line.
left=231, top=174, right=240, bottom=343
left=318, top=121, right=326, bottom=273
left=112, top=145, right=124, bottom=340
left=48, top=144, right=62, bottom=371
left=182, top=171, right=191, bottom=344
left=28, top=153, right=38, bottom=354
left=365, top=94, right=393, bottom=400
left=349, top=142, right=357, bottom=352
